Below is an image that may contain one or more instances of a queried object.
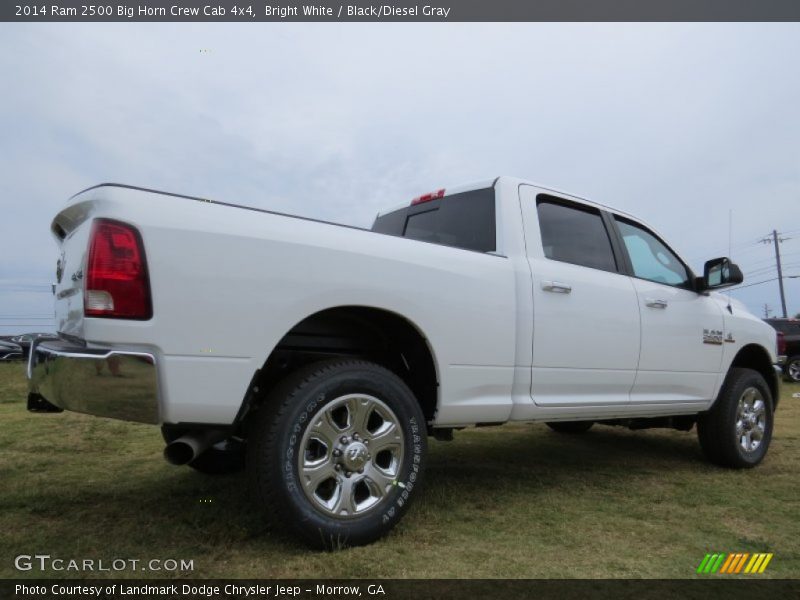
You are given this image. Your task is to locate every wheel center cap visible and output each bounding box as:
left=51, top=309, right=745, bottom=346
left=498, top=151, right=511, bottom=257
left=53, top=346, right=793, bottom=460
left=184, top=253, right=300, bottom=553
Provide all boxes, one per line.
left=342, top=441, right=369, bottom=471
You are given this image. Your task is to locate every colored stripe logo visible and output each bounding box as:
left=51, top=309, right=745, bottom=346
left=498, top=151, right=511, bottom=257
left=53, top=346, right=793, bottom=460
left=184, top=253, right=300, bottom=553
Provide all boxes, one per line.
left=696, top=553, right=773, bottom=574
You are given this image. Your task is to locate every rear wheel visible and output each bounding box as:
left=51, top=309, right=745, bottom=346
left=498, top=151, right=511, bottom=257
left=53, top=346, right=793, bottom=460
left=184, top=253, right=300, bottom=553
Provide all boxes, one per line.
left=546, top=421, right=594, bottom=434
left=247, top=359, right=427, bottom=549
left=697, top=368, right=774, bottom=468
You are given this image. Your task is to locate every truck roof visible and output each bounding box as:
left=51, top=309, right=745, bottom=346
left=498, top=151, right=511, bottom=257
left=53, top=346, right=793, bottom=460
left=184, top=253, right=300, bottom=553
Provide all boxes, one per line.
left=375, top=175, right=641, bottom=222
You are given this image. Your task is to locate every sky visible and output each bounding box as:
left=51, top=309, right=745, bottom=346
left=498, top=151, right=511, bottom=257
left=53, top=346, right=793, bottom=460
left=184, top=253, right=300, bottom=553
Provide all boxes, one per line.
left=1, top=22, right=799, bottom=335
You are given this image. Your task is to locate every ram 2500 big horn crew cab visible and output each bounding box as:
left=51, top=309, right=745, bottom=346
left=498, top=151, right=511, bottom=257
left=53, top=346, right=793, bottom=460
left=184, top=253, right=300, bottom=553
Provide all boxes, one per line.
left=28, top=177, right=782, bottom=547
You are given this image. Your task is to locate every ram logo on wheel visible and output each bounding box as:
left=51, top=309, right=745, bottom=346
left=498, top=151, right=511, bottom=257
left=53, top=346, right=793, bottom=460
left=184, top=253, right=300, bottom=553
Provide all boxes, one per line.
left=347, top=446, right=368, bottom=467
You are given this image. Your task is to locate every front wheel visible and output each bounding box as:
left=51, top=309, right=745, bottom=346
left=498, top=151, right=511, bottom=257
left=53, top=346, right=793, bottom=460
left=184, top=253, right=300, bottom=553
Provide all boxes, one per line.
left=697, top=368, right=774, bottom=468
left=247, top=359, right=427, bottom=549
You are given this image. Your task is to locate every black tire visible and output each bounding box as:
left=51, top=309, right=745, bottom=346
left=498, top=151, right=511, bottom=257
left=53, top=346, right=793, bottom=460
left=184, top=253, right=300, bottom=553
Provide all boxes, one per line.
left=697, top=368, right=774, bottom=469
left=247, top=359, right=427, bottom=550
left=784, top=355, right=800, bottom=383
left=546, top=421, right=594, bottom=434
left=161, top=427, right=245, bottom=475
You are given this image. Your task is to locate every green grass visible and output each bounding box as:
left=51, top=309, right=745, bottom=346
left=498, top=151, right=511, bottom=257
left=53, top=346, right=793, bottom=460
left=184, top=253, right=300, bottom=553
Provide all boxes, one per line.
left=1, top=361, right=798, bottom=579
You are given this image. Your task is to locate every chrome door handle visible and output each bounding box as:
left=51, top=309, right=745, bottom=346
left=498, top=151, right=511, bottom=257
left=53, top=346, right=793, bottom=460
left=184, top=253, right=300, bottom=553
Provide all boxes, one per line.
left=645, top=298, right=668, bottom=309
left=541, top=281, right=572, bottom=294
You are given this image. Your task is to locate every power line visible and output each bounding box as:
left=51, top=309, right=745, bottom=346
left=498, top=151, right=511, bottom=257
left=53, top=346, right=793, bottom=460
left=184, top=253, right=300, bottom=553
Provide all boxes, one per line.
left=686, top=239, right=764, bottom=261
left=688, top=234, right=799, bottom=266
left=743, top=265, right=777, bottom=276
left=730, top=274, right=800, bottom=291
left=741, top=261, right=800, bottom=277
left=741, top=254, right=785, bottom=268
left=731, top=277, right=780, bottom=291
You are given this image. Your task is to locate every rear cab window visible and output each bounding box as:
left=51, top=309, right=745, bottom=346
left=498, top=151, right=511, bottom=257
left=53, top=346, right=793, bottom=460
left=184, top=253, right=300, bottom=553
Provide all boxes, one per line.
left=372, top=187, right=496, bottom=253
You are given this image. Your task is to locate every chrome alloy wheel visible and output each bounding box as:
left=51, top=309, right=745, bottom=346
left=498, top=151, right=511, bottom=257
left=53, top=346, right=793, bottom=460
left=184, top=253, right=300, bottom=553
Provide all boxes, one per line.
left=736, top=387, right=767, bottom=453
left=298, top=394, right=405, bottom=518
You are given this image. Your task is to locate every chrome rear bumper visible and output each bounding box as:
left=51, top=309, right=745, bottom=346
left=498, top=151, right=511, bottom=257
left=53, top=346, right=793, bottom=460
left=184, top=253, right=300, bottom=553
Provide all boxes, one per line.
left=27, top=337, right=160, bottom=424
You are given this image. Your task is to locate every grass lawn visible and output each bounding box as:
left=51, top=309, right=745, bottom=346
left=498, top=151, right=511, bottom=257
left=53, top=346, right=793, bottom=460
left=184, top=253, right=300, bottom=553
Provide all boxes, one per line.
left=1, top=361, right=798, bottom=579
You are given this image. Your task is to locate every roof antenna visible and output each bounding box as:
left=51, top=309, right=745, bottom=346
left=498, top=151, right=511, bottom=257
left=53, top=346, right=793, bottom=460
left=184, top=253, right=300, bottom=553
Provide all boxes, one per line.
left=727, top=209, right=733, bottom=314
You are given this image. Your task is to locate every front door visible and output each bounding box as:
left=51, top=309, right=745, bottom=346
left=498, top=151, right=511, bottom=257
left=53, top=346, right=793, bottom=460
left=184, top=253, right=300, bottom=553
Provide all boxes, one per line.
left=613, top=216, right=724, bottom=403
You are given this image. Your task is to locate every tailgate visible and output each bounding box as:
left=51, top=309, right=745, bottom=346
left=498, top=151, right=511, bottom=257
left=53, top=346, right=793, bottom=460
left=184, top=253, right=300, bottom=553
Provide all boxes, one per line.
left=50, top=198, right=97, bottom=337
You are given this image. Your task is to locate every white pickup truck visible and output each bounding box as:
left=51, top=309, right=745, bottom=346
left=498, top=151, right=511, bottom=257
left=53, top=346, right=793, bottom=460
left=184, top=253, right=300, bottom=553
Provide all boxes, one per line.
left=27, top=177, right=783, bottom=548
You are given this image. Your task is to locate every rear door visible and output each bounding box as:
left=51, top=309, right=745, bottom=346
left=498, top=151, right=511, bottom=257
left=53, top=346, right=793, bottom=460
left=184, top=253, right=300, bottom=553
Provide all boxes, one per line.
left=611, top=216, right=724, bottom=403
left=520, top=187, right=641, bottom=406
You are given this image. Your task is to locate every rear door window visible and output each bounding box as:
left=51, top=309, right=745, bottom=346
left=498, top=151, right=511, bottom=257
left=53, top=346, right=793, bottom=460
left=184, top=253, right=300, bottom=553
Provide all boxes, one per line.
left=536, top=197, right=618, bottom=272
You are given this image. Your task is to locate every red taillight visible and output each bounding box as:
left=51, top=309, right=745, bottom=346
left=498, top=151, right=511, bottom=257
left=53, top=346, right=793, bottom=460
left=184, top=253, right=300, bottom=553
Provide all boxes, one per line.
left=777, top=331, right=787, bottom=355
left=84, top=219, right=152, bottom=320
left=411, top=188, right=445, bottom=205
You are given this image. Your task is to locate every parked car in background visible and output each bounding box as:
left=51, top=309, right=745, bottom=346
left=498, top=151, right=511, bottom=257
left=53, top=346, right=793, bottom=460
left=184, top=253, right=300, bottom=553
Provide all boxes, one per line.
left=2, top=333, right=59, bottom=359
left=0, top=340, right=24, bottom=362
left=765, top=318, right=800, bottom=382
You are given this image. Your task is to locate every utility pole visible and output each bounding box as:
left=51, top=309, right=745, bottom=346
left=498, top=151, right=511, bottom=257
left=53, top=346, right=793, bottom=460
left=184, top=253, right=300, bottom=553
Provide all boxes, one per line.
left=763, top=304, right=772, bottom=319
left=772, top=230, right=788, bottom=318
left=761, top=230, right=789, bottom=318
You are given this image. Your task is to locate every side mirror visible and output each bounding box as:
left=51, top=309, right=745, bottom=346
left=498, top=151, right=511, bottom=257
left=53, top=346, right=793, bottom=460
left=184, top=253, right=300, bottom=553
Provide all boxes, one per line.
left=701, top=257, right=743, bottom=291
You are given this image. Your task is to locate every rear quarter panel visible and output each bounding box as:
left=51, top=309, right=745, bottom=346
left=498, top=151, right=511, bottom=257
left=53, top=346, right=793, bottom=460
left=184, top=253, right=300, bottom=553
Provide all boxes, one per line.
left=53, top=186, right=520, bottom=425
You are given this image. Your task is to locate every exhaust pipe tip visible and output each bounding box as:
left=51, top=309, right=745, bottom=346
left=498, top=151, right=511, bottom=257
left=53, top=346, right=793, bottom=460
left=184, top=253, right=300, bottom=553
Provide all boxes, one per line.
left=163, top=430, right=227, bottom=466
left=164, top=440, right=196, bottom=465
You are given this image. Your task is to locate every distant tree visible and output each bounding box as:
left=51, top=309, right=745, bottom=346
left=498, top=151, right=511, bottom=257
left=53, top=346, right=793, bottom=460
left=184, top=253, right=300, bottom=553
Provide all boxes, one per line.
left=795, top=312, right=800, bottom=319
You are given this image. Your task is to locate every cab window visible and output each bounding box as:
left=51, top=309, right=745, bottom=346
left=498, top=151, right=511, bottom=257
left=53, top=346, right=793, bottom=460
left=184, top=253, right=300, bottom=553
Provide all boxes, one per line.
left=536, top=197, right=618, bottom=272
left=615, top=218, right=690, bottom=287
left=372, top=187, right=496, bottom=253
